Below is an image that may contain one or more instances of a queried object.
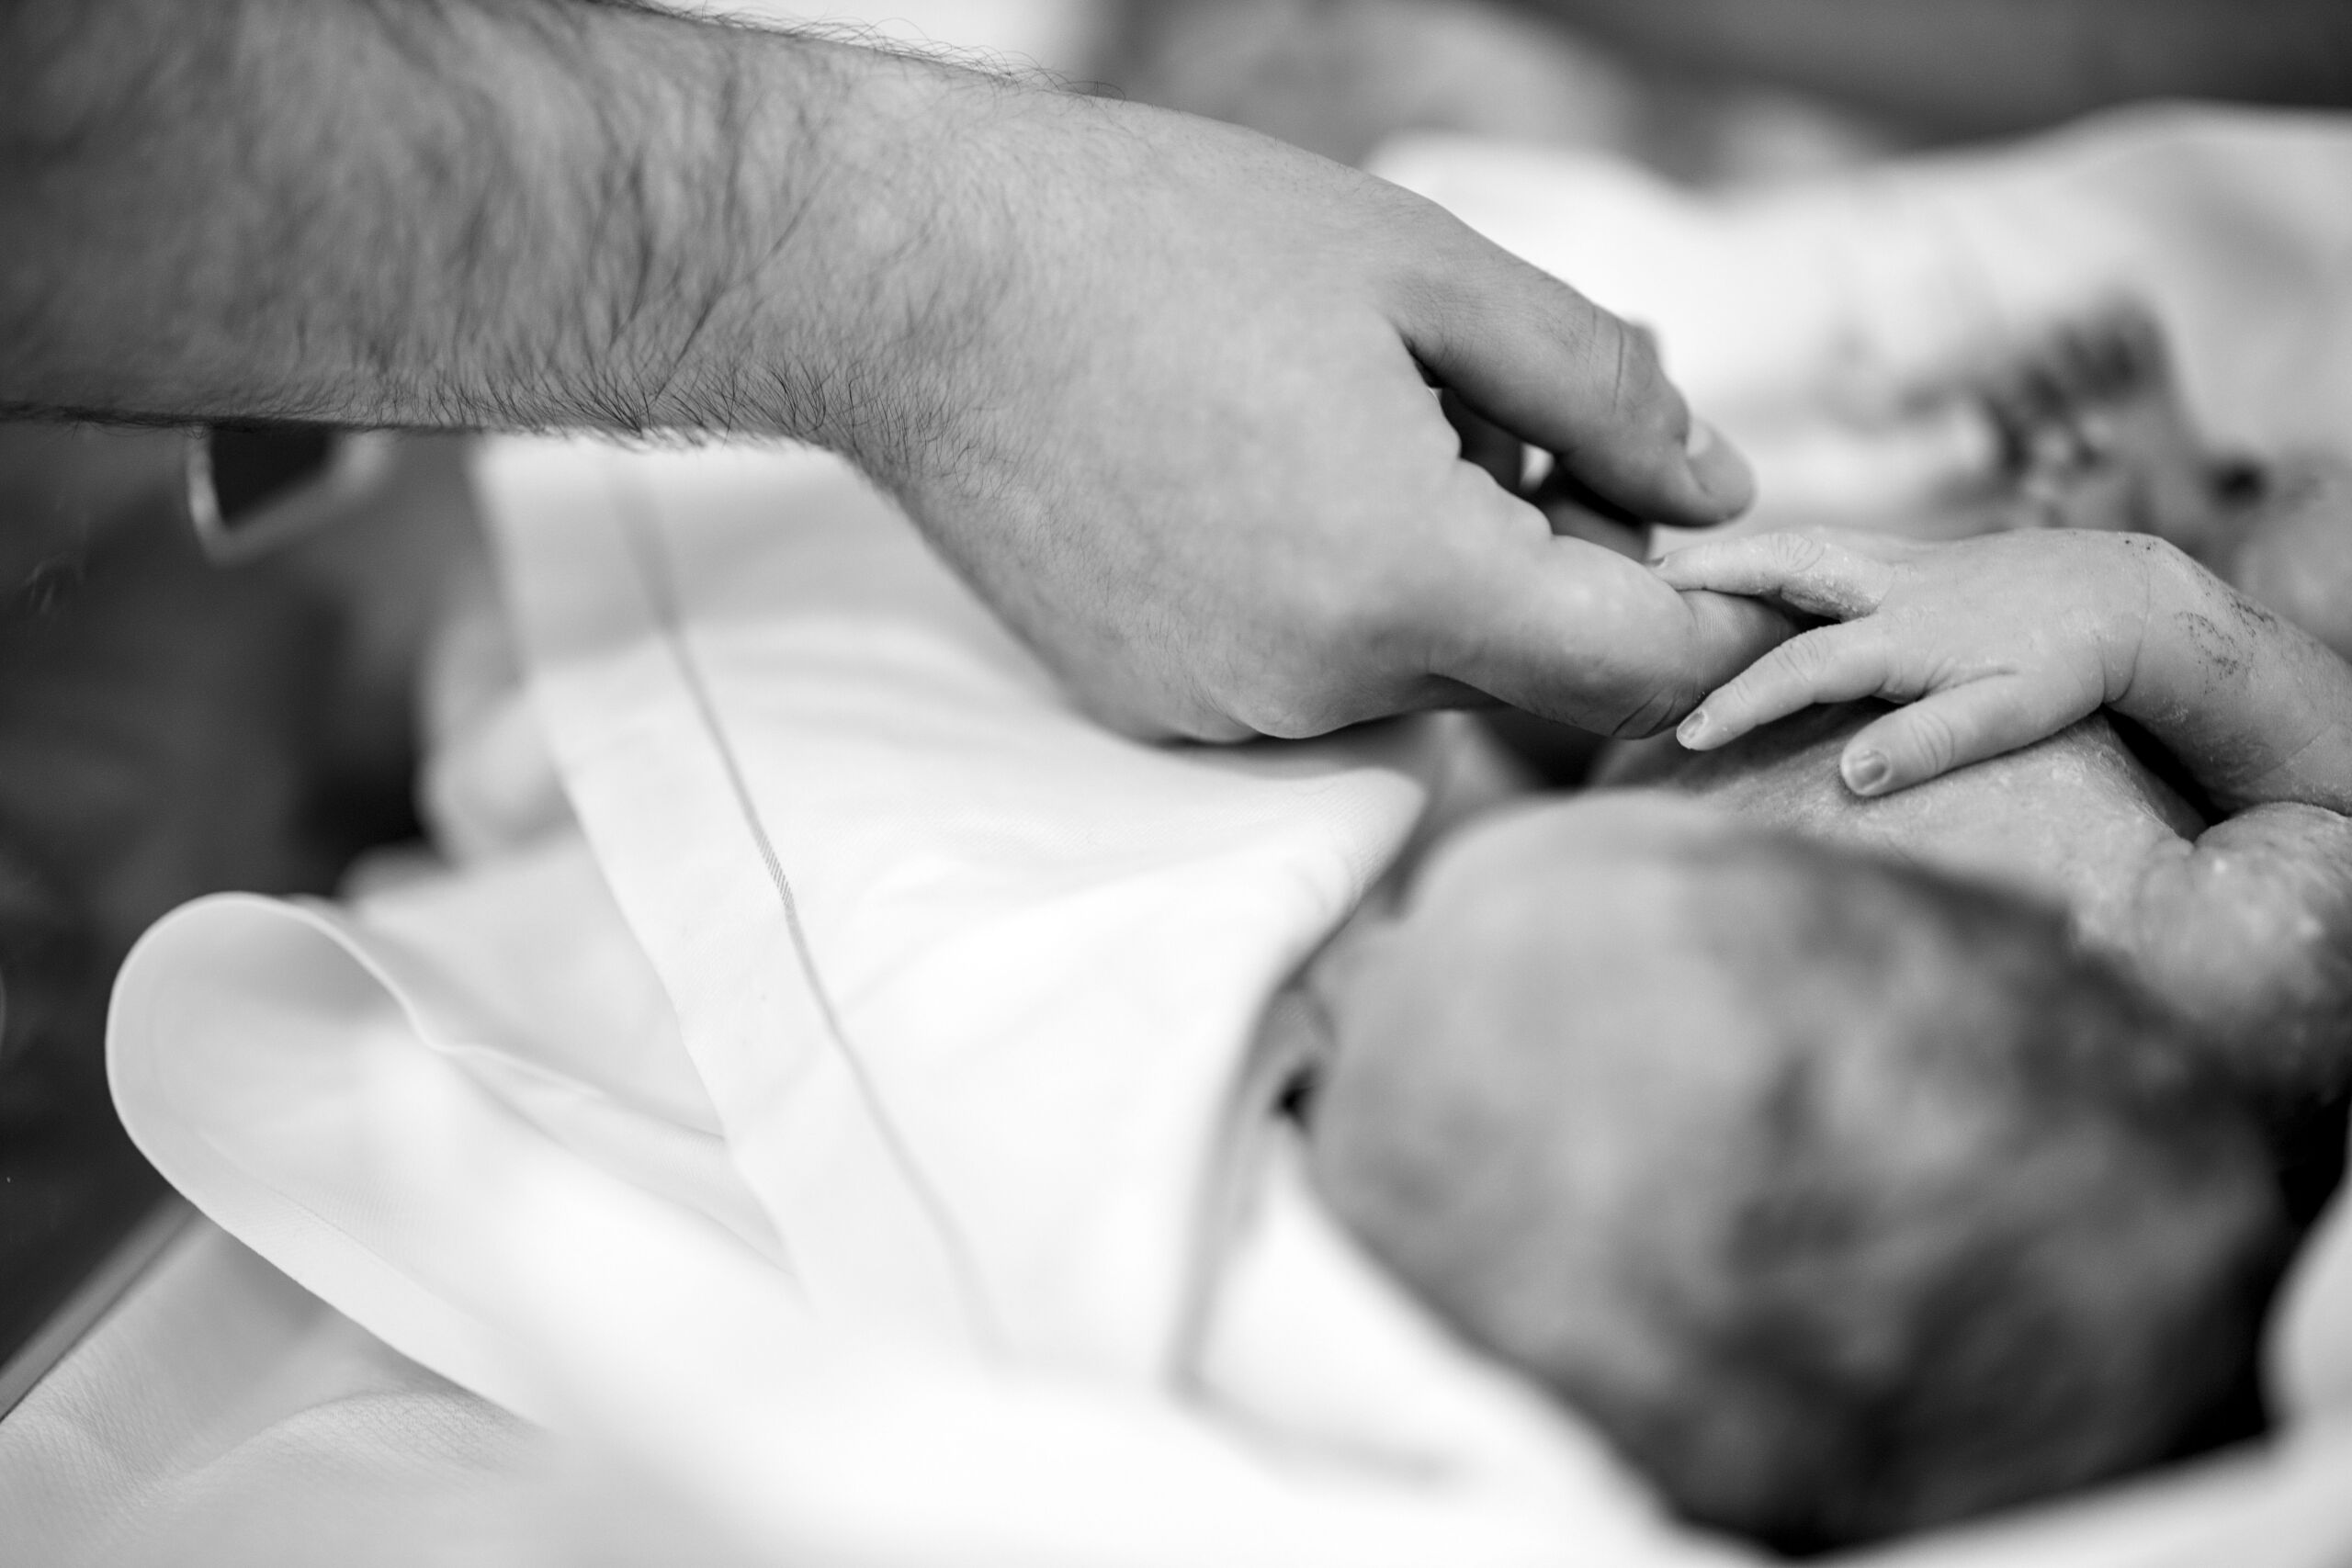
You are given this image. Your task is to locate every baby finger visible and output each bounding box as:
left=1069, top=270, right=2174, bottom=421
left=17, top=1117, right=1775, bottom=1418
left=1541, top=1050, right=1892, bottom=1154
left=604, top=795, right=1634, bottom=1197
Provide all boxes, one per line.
left=1677, top=621, right=1894, bottom=750
left=1839, top=677, right=2092, bottom=796
left=1654, top=531, right=1894, bottom=622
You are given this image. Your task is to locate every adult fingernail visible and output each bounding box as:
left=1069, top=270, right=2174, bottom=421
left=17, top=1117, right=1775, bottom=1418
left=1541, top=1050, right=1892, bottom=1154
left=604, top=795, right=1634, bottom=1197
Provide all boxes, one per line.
left=1685, top=420, right=1755, bottom=517
left=1677, top=709, right=1712, bottom=748
left=1845, top=749, right=1891, bottom=794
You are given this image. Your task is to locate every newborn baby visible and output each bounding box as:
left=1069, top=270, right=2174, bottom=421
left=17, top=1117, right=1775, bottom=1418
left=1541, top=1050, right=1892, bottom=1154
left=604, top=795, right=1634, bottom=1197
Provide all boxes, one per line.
left=1302, top=787, right=2290, bottom=1554
left=1293, top=320, right=2352, bottom=1551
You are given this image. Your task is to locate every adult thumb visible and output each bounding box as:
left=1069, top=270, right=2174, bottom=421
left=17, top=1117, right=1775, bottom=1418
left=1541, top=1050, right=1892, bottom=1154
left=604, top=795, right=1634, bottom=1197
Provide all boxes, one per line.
left=1396, top=229, right=1755, bottom=528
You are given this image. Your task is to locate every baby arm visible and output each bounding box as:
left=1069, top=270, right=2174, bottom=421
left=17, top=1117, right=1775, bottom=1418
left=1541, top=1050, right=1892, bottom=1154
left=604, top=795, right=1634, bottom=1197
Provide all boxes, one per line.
left=1658, top=528, right=2352, bottom=1120
left=1656, top=528, right=2352, bottom=815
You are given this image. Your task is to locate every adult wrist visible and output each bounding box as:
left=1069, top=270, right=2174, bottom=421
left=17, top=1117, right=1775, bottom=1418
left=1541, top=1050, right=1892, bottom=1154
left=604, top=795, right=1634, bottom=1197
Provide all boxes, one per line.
left=644, top=32, right=1024, bottom=482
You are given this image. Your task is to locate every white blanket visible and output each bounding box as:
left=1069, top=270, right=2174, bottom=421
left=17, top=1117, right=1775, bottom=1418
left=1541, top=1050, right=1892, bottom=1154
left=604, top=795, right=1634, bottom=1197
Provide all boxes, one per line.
left=1374, top=107, right=2352, bottom=529
left=107, top=107, right=2352, bottom=1565
left=114, top=439, right=1707, bottom=1566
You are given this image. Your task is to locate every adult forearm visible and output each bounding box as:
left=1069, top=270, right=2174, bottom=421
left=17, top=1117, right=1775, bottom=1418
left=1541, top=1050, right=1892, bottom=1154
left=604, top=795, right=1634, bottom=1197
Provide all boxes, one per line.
left=6, top=0, right=1775, bottom=745
left=1, top=0, right=999, bottom=470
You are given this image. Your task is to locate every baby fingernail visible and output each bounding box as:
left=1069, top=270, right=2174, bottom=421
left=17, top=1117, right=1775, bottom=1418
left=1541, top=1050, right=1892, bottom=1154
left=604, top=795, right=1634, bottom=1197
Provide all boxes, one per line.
left=1677, top=709, right=1712, bottom=748
left=1845, top=750, right=1891, bottom=794
left=1685, top=420, right=1756, bottom=516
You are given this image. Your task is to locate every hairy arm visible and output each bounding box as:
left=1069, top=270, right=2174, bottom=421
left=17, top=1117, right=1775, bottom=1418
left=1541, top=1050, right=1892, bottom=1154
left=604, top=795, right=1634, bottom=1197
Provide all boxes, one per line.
left=1, top=0, right=996, bottom=470
left=5, top=0, right=1779, bottom=742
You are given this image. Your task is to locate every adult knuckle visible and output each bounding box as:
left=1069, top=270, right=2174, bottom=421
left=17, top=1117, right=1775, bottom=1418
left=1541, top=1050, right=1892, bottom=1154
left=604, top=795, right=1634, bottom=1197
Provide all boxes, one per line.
left=1223, top=629, right=1374, bottom=739
left=1224, top=678, right=1329, bottom=739
left=1070, top=680, right=1188, bottom=742
left=1248, top=704, right=1335, bottom=740
left=1380, top=203, right=1496, bottom=329
left=1360, top=175, right=1454, bottom=234
left=1589, top=313, right=1676, bottom=432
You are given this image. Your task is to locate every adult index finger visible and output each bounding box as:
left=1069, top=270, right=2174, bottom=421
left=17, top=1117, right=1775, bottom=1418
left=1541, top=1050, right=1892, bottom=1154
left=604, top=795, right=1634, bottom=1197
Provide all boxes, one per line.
left=1419, top=511, right=1792, bottom=737
left=1391, top=217, right=1755, bottom=530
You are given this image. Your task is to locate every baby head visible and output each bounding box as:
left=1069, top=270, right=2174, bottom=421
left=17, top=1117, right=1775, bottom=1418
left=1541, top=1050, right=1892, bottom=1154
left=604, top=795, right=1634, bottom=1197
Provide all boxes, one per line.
left=1303, top=795, right=2290, bottom=1553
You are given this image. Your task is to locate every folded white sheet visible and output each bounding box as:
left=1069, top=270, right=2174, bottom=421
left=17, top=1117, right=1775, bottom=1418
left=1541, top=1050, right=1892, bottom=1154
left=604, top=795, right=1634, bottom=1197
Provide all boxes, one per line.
left=115, top=439, right=1718, bottom=1566
left=107, top=107, right=2352, bottom=1567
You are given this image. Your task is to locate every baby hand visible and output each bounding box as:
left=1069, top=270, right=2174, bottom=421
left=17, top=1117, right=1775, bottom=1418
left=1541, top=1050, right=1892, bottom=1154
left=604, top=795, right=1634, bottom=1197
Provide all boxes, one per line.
left=1654, top=529, right=2160, bottom=796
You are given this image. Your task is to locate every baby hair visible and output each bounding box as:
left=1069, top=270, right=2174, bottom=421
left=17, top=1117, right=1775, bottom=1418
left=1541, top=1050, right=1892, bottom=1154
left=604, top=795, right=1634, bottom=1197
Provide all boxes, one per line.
left=1314, top=834, right=2291, bottom=1554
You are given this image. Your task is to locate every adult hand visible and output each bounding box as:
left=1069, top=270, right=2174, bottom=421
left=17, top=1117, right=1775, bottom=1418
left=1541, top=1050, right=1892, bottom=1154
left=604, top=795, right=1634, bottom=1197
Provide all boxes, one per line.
left=3, top=3, right=1781, bottom=739
left=837, top=85, right=1776, bottom=739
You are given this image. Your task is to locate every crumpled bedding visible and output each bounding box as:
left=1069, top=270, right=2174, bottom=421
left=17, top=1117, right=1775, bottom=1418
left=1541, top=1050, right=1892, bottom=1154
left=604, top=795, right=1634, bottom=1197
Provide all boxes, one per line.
left=0, top=1217, right=556, bottom=1568
left=77, top=106, right=2352, bottom=1565
left=111, top=438, right=1700, bottom=1568
left=1372, top=106, right=2352, bottom=531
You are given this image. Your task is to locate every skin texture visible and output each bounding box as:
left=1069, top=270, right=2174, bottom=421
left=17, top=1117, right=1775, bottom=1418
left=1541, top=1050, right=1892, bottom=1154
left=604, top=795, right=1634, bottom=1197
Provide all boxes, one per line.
left=1304, top=794, right=2286, bottom=1551
left=2223, top=462, right=2352, bottom=666
left=1296, top=304, right=2352, bottom=1551
left=1302, top=798, right=1815, bottom=1437
left=0, top=0, right=1781, bottom=743
left=1609, top=706, right=2352, bottom=1123
left=1659, top=528, right=2352, bottom=812
left=1651, top=520, right=2352, bottom=1108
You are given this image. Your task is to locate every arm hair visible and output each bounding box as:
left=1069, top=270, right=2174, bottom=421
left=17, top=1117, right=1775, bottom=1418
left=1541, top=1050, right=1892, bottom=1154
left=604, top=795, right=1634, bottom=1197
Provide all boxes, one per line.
left=0, top=0, right=1015, bottom=472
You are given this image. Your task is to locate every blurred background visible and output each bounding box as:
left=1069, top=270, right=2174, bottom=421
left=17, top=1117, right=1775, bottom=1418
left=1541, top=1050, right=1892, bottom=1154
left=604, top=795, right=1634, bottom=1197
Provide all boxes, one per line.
left=1089, top=0, right=2352, bottom=177
left=0, top=425, right=471, bottom=1381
